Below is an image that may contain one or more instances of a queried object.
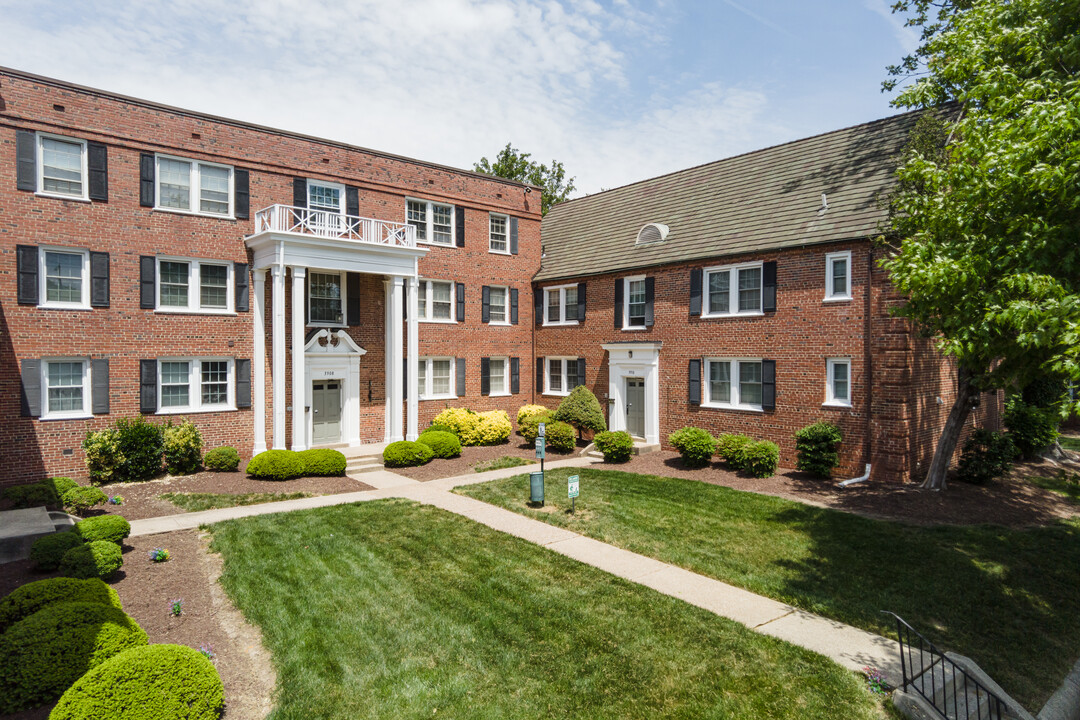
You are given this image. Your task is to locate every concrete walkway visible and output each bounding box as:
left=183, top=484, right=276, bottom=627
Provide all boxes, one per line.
left=128, top=454, right=901, bottom=681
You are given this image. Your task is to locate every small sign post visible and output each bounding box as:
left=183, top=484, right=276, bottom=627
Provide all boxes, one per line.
left=531, top=436, right=546, bottom=506
left=568, top=474, right=579, bottom=514
left=538, top=422, right=546, bottom=438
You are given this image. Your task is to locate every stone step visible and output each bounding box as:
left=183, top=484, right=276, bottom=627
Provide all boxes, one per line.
left=583, top=441, right=661, bottom=459
left=346, top=460, right=384, bottom=474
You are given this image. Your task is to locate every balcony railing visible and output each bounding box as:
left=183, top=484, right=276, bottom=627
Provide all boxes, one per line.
left=253, top=204, right=416, bottom=248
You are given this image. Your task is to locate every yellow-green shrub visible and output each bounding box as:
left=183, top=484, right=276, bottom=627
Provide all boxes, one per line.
left=432, top=408, right=480, bottom=438
left=459, top=410, right=512, bottom=446
left=516, top=404, right=549, bottom=427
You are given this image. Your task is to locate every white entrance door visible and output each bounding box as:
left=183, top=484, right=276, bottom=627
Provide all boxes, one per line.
left=311, top=380, right=342, bottom=445
left=625, top=378, right=646, bottom=438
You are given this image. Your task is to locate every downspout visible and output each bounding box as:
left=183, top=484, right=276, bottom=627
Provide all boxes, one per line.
left=839, top=245, right=875, bottom=487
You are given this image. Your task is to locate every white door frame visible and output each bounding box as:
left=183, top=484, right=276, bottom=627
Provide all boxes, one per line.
left=304, top=329, right=366, bottom=447
left=601, top=342, right=662, bottom=445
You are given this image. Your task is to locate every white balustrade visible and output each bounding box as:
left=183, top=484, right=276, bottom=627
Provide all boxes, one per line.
left=253, top=205, right=416, bottom=248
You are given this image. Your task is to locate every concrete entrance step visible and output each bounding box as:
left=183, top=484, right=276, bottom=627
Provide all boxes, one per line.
left=584, top=440, right=661, bottom=459
left=346, top=458, right=385, bottom=474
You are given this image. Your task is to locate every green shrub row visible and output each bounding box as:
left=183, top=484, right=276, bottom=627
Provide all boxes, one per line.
left=0, top=578, right=122, bottom=635
left=1, top=476, right=79, bottom=511
left=245, top=448, right=347, bottom=480
left=668, top=427, right=780, bottom=478
left=83, top=417, right=238, bottom=484
left=383, top=441, right=434, bottom=468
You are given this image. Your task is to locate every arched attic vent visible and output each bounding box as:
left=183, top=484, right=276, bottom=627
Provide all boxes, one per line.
left=636, top=223, right=669, bottom=245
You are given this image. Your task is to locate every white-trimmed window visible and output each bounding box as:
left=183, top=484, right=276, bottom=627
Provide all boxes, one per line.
left=37, top=134, right=87, bottom=199
left=489, top=213, right=509, bottom=253
left=308, top=271, right=345, bottom=326
left=489, top=286, right=508, bottom=324
left=155, top=155, right=233, bottom=217
left=41, top=358, right=90, bottom=419
left=308, top=180, right=344, bottom=214
left=418, top=279, right=454, bottom=322
left=156, top=258, right=234, bottom=313
left=417, top=357, right=454, bottom=400
left=39, top=247, right=90, bottom=309
left=544, top=284, right=578, bottom=325
left=545, top=357, right=579, bottom=396
left=704, top=262, right=763, bottom=316
left=825, top=358, right=851, bottom=406
left=158, top=358, right=234, bottom=413
left=825, top=251, right=852, bottom=301
left=407, top=199, right=454, bottom=245
left=624, top=275, right=647, bottom=328
left=489, top=357, right=509, bottom=396
left=705, top=359, right=763, bottom=410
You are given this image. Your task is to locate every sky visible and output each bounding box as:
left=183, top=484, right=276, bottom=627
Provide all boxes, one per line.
left=0, top=0, right=919, bottom=196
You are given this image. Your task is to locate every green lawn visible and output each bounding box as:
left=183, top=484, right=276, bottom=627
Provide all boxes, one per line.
left=473, top=455, right=536, bottom=473
left=456, top=468, right=1080, bottom=710
left=209, top=501, right=887, bottom=720
left=1027, top=474, right=1080, bottom=505
left=160, top=491, right=313, bottom=512
left=1058, top=435, right=1080, bottom=452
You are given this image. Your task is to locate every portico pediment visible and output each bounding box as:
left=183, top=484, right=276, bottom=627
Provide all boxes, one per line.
left=304, top=329, right=366, bottom=356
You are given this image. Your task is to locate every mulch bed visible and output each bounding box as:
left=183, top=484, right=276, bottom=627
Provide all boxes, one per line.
left=391, top=440, right=584, bottom=482
left=0, top=530, right=274, bottom=720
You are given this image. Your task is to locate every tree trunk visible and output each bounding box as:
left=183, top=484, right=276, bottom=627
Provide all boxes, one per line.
left=921, top=366, right=980, bottom=490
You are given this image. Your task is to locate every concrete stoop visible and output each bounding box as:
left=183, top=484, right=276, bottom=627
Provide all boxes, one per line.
left=345, top=454, right=385, bottom=475
left=894, top=651, right=1033, bottom=720
left=0, top=506, right=80, bottom=564
left=583, top=440, right=661, bottom=459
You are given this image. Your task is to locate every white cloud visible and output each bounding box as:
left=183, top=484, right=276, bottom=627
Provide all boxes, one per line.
left=864, top=0, right=921, bottom=55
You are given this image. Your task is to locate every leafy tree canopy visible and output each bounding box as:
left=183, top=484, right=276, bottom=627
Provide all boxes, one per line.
left=474, top=143, right=576, bottom=215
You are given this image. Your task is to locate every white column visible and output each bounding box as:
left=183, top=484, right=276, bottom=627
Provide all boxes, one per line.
left=387, top=276, right=405, bottom=442
left=271, top=265, right=286, bottom=449
left=291, top=266, right=307, bottom=451
left=384, top=279, right=392, bottom=442
left=252, top=269, right=267, bottom=455
left=406, top=275, right=420, bottom=441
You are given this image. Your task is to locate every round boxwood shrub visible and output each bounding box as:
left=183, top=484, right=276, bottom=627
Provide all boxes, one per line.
left=203, top=445, right=241, bottom=472
left=553, top=385, right=607, bottom=435
left=0, top=601, right=148, bottom=713
left=0, top=578, right=122, bottom=635
left=62, top=486, right=108, bottom=516
left=30, top=532, right=85, bottom=571
left=417, top=430, right=462, bottom=459
left=742, top=440, right=780, bottom=478
left=594, top=431, right=634, bottom=463
left=516, top=404, right=550, bottom=428
left=459, top=410, right=512, bottom=446
left=669, top=427, right=717, bottom=468
left=956, top=428, right=1018, bottom=485
left=162, top=419, right=203, bottom=475
left=425, top=423, right=458, bottom=437
left=246, top=449, right=305, bottom=480
left=74, top=515, right=131, bottom=545
left=383, top=441, right=434, bottom=468
left=544, top=421, right=577, bottom=453
left=50, top=644, right=224, bottom=720
left=2, top=482, right=59, bottom=509
left=715, top=433, right=753, bottom=470
left=60, top=541, right=124, bottom=580
left=41, top=476, right=79, bottom=498
left=298, top=448, right=347, bottom=476
left=519, top=411, right=554, bottom=444
left=794, top=421, right=843, bottom=478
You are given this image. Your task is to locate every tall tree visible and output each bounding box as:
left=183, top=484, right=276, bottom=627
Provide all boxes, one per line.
left=882, top=0, right=1080, bottom=489
left=474, top=144, right=576, bottom=215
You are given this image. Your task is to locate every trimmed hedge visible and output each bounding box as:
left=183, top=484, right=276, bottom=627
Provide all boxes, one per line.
left=298, top=448, right=347, bottom=476
left=516, top=404, right=550, bottom=427
left=383, top=441, right=434, bottom=468
left=426, top=423, right=458, bottom=436
left=594, top=431, right=633, bottom=463
left=246, top=449, right=305, bottom=480
left=544, top=421, right=577, bottom=453
left=669, top=427, right=717, bottom=468
left=553, top=385, right=606, bottom=434
left=432, top=408, right=479, bottom=438
left=742, top=440, right=780, bottom=478
left=519, top=412, right=554, bottom=444
left=62, top=486, right=108, bottom=516
left=715, top=433, right=753, bottom=469
left=459, top=410, right=512, bottom=446
left=41, top=477, right=79, bottom=497
left=794, top=422, right=843, bottom=478
left=2, top=483, right=59, bottom=509
left=417, top=430, right=462, bottom=459
left=0, top=601, right=148, bottom=713
left=0, top=578, right=122, bottom=635
left=204, top=445, right=241, bottom=472
left=74, top=515, right=131, bottom=545
left=30, top=532, right=85, bottom=571
left=60, top=541, right=123, bottom=580
left=50, top=644, right=225, bottom=720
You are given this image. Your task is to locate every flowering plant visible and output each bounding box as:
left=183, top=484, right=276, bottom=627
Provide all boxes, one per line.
left=863, top=666, right=890, bottom=695
left=149, top=548, right=171, bottom=563
left=170, top=598, right=183, bottom=617
left=197, top=643, right=215, bottom=661
left=108, top=495, right=124, bottom=505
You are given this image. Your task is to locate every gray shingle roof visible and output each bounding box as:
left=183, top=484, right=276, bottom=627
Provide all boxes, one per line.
left=536, top=109, right=923, bottom=282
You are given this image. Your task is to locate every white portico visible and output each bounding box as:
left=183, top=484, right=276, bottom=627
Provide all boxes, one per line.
left=601, top=342, right=662, bottom=445
left=246, top=204, right=426, bottom=455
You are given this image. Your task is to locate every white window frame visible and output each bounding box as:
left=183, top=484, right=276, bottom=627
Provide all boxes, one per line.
left=488, top=285, right=510, bottom=325
left=488, top=356, right=510, bottom=397
left=154, top=154, right=235, bottom=218
left=156, top=357, right=235, bottom=414
left=40, top=357, right=91, bottom=420
left=417, top=356, right=455, bottom=400
left=155, top=257, right=235, bottom=314
left=543, top=284, right=579, bottom=326
left=307, top=270, right=347, bottom=327
left=703, top=358, right=764, bottom=412
left=623, top=275, right=647, bottom=330
left=307, top=179, right=346, bottom=214
left=406, top=198, right=455, bottom=246
left=417, top=279, right=456, bottom=324
left=544, top=356, right=578, bottom=397
left=825, top=357, right=852, bottom=407
left=489, top=212, right=511, bottom=254
left=702, top=261, right=765, bottom=318
left=825, top=251, right=852, bottom=302
left=38, top=246, right=91, bottom=310
left=36, top=132, right=88, bottom=201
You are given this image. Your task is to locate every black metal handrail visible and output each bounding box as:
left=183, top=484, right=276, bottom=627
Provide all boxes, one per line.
left=884, top=612, right=1010, bottom=720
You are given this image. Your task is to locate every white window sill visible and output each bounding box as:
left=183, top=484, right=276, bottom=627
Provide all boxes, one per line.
left=701, top=311, right=765, bottom=319
left=488, top=391, right=511, bottom=398
left=38, top=303, right=93, bottom=311
left=153, top=206, right=236, bottom=221
left=156, top=308, right=237, bottom=316
left=40, top=413, right=93, bottom=422
left=157, top=406, right=236, bottom=415
left=701, top=403, right=764, bottom=413
left=420, top=318, right=457, bottom=325
left=488, top=320, right=511, bottom=326
left=622, top=325, right=649, bottom=332
left=542, top=321, right=579, bottom=327
left=308, top=321, right=347, bottom=329
left=488, top=248, right=512, bottom=256
left=419, top=394, right=455, bottom=402
left=822, top=400, right=852, bottom=408
left=823, top=296, right=852, bottom=303
left=543, top=391, right=570, bottom=397
left=35, top=192, right=90, bottom=203
left=417, top=240, right=455, bottom=248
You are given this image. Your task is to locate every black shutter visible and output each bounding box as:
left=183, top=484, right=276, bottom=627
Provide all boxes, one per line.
left=91, top=359, right=109, bottom=414
left=455, top=282, right=465, bottom=322
left=510, top=288, right=519, bottom=324
left=536, top=357, right=545, bottom=393
left=614, top=279, right=624, bottom=329
left=510, top=217, right=519, bottom=255
left=456, top=358, right=466, bottom=397
left=89, top=251, right=110, bottom=308
left=511, top=357, right=520, bottom=394
left=763, top=261, right=777, bottom=313
left=688, top=359, right=702, bottom=406
left=534, top=287, right=543, bottom=326
left=16, top=245, right=38, bottom=305
left=140, top=256, right=156, bottom=309
left=761, top=360, right=776, bottom=410
left=20, top=359, right=41, bottom=417
left=87, top=142, right=108, bottom=202
left=577, top=282, right=587, bottom=321
left=403, top=357, right=407, bottom=400
left=140, top=359, right=157, bottom=414
left=293, top=178, right=307, bottom=208
left=689, top=267, right=703, bottom=316
left=345, top=186, right=359, bottom=217
left=139, top=154, right=155, bottom=207
left=234, top=169, right=250, bottom=219
left=235, top=359, right=252, bottom=408
left=347, top=272, right=362, bottom=326
left=16, top=130, right=35, bottom=192
left=577, top=357, right=586, bottom=388
left=455, top=206, right=466, bottom=247
left=481, top=357, right=491, bottom=396
left=234, top=262, right=250, bottom=312
left=644, top=276, right=655, bottom=327
left=481, top=286, right=491, bottom=323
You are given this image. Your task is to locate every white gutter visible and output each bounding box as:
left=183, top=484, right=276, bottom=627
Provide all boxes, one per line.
left=837, top=464, right=872, bottom=487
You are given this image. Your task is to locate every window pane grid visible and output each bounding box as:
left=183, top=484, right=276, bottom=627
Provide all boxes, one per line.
left=308, top=185, right=341, bottom=212
left=832, top=361, right=850, bottom=402
left=44, top=251, right=83, bottom=304
left=565, top=287, right=578, bottom=321
left=489, top=359, right=506, bottom=394
left=490, top=215, right=508, bottom=252
left=407, top=201, right=427, bottom=241
left=47, top=361, right=84, bottom=412
left=738, top=268, right=761, bottom=312
left=161, top=361, right=190, bottom=408
left=159, top=261, right=189, bottom=307
left=431, top=360, right=451, bottom=396
left=432, top=204, right=452, bottom=244
left=159, top=159, right=191, bottom=210
left=628, top=280, right=646, bottom=325
left=489, top=288, right=506, bottom=323
left=707, top=271, right=730, bottom=314
left=547, top=291, right=561, bottom=322
left=201, top=361, right=229, bottom=405
left=41, top=138, right=83, bottom=196
left=831, top=258, right=848, bottom=296
left=199, top=264, right=228, bottom=308
left=549, top=359, right=562, bottom=392
left=709, top=361, right=731, bottom=404
left=432, top=282, right=451, bottom=320
left=739, top=362, right=762, bottom=406
left=199, top=165, right=230, bottom=215
left=310, top=272, right=343, bottom=324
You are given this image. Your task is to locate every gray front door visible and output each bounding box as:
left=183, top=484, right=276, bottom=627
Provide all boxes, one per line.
left=625, top=378, right=645, bottom=438
left=311, top=380, right=342, bottom=445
